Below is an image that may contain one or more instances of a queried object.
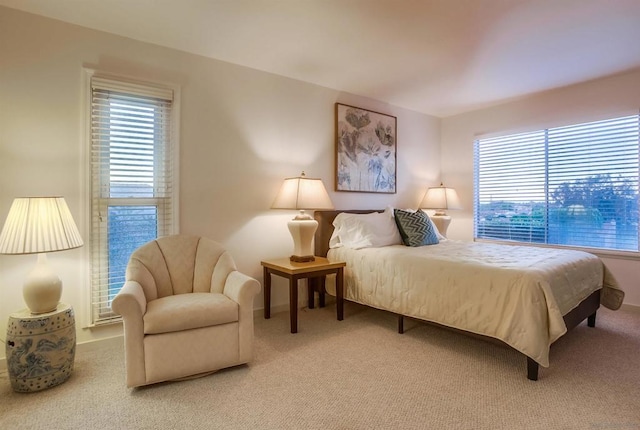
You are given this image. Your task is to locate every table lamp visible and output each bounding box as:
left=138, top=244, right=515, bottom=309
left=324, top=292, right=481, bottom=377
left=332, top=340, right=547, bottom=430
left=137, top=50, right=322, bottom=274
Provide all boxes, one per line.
left=0, top=197, right=84, bottom=314
left=272, top=171, right=334, bottom=262
left=420, top=183, right=461, bottom=237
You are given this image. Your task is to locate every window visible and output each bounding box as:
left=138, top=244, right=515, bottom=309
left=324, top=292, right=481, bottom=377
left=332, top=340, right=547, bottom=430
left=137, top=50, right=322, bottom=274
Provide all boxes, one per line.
left=89, top=74, right=177, bottom=325
left=474, top=114, right=639, bottom=253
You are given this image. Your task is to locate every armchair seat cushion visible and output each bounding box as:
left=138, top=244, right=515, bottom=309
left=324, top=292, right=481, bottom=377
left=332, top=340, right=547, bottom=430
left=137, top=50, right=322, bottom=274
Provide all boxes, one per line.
left=143, top=293, right=239, bottom=335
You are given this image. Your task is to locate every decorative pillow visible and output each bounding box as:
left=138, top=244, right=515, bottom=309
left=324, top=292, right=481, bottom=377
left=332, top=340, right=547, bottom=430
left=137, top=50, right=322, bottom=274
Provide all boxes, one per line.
left=390, top=207, right=446, bottom=240
left=393, top=208, right=440, bottom=247
left=329, top=207, right=402, bottom=249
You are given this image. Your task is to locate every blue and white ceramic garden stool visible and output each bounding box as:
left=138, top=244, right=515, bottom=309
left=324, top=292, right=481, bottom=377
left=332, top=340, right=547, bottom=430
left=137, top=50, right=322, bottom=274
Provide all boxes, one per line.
left=6, top=303, right=76, bottom=392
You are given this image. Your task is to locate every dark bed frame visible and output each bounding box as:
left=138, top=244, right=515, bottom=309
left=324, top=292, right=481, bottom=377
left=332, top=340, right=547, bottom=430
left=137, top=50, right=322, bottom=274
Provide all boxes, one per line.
left=313, top=210, right=601, bottom=381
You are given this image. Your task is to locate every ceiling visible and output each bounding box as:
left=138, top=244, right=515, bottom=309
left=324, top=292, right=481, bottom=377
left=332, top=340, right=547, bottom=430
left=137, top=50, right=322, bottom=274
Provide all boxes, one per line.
left=2, top=0, right=640, bottom=117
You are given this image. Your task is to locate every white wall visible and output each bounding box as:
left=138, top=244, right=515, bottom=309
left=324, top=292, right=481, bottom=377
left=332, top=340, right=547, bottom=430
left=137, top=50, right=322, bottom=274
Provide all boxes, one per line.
left=0, top=7, right=440, bottom=360
left=441, top=69, right=640, bottom=307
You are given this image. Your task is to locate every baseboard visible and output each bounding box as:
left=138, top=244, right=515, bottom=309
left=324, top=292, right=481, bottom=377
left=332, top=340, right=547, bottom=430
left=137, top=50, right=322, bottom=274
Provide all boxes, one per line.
left=253, top=302, right=308, bottom=320
left=78, top=334, right=124, bottom=353
left=620, top=303, right=640, bottom=313
left=254, top=303, right=288, bottom=319
left=252, top=294, right=337, bottom=321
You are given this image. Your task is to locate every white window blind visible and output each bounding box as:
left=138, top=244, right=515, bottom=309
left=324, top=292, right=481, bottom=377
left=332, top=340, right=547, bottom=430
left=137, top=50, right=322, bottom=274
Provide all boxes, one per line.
left=89, top=75, right=176, bottom=325
left=474, top=115, right=639, bottom=252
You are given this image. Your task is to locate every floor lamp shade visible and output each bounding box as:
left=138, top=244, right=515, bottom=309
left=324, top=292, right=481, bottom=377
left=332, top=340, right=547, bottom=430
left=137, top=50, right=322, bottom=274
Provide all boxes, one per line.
left=0, top=197, right=84, bottom=314
left=272, top=172, right=334, bottom=262
left=419, top=183, right=461, bottom=238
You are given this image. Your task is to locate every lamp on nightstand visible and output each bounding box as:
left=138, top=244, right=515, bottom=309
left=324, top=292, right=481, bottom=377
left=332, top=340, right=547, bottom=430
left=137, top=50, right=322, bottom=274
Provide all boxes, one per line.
left=420, top=183, right=461, bottom=237
left=0, top=197, right=84, bottom=314
left=272, top=171, right=334, bottom=262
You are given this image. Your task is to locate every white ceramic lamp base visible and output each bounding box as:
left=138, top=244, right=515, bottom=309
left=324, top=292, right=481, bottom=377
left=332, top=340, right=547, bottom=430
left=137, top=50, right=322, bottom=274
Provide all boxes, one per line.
left=287, top=219, right=318, bottom=262
left=429, top=215, right=452, bottom=238
left=23, top=253, right=62, bottom=314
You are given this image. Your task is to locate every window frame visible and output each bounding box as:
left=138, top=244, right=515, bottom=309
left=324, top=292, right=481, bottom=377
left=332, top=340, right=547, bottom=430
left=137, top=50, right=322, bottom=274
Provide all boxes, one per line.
left=84, top=69, right=180, bottom=326
left=473, top=113, right=640, bottom=259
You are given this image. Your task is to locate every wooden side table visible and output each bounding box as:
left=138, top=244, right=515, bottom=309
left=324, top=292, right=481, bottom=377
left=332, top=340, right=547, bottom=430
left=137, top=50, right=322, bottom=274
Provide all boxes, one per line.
left=261, top=257, right=346, bottom=333
left=5, top=303, right=76, bottom=392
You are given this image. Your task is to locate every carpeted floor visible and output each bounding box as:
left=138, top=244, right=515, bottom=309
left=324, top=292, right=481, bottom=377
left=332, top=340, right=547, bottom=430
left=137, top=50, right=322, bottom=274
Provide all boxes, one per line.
left=1, top=302, right=639, bottom=430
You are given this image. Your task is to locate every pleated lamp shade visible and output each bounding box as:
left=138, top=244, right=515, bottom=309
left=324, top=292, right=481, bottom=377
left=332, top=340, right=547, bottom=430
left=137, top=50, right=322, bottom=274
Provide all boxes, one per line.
left=0, top=197, right=83, bottom=254
left=0, top=197, right=83, bottom=314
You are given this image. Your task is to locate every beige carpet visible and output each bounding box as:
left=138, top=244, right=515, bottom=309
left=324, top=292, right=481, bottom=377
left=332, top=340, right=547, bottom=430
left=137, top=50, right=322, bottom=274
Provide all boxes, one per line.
left=1, top=302, right=639, bottom=430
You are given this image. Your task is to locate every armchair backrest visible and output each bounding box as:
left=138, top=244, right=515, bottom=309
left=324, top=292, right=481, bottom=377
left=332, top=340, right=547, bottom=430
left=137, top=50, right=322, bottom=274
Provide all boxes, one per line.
left=125, top=235, right=237, bottom=302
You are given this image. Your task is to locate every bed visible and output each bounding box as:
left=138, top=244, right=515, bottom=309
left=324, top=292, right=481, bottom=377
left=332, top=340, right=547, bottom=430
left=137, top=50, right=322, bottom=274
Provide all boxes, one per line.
left=313, top=209, right=625, bottom=380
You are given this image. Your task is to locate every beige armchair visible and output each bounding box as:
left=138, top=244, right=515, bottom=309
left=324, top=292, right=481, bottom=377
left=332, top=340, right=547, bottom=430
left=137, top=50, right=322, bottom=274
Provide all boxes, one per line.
left=112, top=235, right=260, bottom=388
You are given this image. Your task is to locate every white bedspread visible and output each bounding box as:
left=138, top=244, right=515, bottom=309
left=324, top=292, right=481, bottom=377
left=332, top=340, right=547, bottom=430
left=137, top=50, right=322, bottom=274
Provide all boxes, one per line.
left=327, top=241, right=624, bottom=367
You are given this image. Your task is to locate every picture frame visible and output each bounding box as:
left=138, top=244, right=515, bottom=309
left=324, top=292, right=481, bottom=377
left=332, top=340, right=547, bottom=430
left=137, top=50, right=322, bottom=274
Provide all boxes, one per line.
left=335, top=103, right=397, bottom=193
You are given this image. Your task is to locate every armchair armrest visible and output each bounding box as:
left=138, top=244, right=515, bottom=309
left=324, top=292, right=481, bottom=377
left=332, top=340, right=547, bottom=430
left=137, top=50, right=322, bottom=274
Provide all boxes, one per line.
left=111, top=280, right=147, bottom=388
left=223, top=271, right=260, bottom=364
left=223, top=271, right=261, bottom=306
left=112, top=280, right=147, bottom=318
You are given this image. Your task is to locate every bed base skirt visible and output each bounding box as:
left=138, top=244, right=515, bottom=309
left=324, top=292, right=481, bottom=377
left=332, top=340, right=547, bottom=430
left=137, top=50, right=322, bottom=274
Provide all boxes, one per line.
left=396, top=289, right=601, bottom=381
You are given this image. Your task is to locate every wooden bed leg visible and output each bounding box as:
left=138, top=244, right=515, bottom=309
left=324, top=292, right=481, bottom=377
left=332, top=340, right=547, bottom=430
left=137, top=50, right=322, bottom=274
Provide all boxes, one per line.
left=587, top=311, right=597, bottom=327
left=398, top=315, right=404, bottom=334
left=527, top=357, right=539, bottom=381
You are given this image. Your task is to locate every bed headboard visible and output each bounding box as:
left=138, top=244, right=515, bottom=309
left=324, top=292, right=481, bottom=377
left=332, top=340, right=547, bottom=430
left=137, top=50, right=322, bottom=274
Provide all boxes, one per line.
left=313, top=210, right=383, bottom=257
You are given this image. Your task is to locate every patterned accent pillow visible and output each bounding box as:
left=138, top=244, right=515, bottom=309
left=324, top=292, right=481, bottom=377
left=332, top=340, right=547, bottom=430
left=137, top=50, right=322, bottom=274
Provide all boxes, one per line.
left=393, top=209, right=439, bottom=247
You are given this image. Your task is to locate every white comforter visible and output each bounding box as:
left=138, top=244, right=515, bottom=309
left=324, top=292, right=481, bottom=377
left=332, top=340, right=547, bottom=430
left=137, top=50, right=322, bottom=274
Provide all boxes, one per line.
left=327, top=241, right=624, bottom=367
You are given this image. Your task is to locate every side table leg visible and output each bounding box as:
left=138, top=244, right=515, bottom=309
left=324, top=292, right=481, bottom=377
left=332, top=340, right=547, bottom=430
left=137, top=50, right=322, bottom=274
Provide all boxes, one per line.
left=308, top=277, right=316, bottom=309
left=263, top=267, right=271, bottom=319
left=336, top=268, right=344, bottom=321
left=319, top=276, right=326, bottom=308
left=290, top=276, right=298, bottom=333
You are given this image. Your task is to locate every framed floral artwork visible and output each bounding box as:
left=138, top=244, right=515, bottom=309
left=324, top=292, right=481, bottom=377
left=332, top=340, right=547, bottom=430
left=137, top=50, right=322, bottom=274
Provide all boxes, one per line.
left=335, top=103, right=397, bottom=193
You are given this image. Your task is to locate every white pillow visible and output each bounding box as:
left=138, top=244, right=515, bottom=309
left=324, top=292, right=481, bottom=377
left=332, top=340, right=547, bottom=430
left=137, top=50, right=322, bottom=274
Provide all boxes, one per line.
left=329, top=207, right=402, bottom=249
